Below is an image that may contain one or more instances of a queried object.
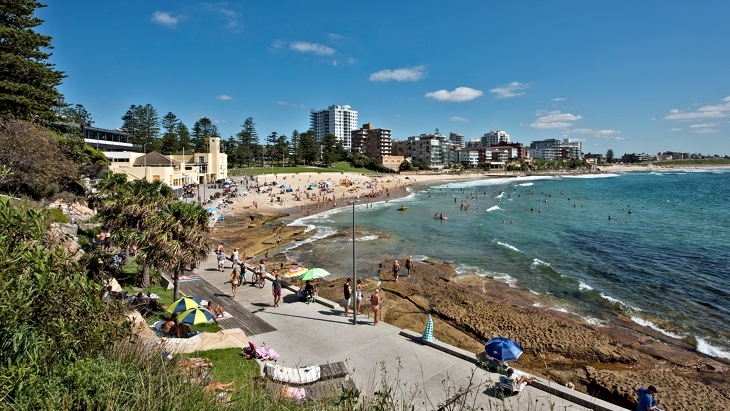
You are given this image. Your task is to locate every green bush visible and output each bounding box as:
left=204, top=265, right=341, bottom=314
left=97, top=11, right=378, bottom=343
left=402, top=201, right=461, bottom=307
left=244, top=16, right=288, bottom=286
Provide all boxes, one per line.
left=46, top=207, right=69, bottom=223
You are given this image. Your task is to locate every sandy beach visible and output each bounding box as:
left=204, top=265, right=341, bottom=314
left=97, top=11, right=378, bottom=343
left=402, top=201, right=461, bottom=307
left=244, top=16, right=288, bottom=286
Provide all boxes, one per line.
left=210, top=165, right=730, bottom=410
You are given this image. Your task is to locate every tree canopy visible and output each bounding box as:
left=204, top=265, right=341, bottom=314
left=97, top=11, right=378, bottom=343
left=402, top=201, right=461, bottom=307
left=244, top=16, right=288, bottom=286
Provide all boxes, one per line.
left=0, top=0, right=65, bottom=121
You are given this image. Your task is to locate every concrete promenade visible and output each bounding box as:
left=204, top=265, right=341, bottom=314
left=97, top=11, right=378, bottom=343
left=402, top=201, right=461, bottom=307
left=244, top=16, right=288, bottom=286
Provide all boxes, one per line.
left=190, top=252, right=628, bottom=411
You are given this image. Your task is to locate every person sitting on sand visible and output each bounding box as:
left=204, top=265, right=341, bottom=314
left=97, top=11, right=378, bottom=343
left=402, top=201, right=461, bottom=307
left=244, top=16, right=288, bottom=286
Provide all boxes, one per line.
left=506, top=368, right=533, bottom=387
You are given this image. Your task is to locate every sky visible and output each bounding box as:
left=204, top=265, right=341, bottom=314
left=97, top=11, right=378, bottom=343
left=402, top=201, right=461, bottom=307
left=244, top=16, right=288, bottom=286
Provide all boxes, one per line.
left=38, top=1, right=730, bottom=155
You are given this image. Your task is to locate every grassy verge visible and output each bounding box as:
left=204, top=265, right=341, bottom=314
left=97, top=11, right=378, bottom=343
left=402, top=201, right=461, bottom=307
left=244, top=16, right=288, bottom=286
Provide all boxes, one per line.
left=653, top=158, right=730, bottom=166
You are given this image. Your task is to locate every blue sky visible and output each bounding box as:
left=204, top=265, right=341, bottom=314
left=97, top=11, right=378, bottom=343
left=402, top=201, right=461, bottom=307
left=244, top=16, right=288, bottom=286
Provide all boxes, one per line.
left=39, top=1, right=730, bottom=155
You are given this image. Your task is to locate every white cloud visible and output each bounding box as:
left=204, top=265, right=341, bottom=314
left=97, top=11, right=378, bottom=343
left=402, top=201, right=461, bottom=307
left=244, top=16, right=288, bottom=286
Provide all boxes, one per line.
left=425, top=87, right=483, bottom=102
left=347, top=57, right=356, bottom=65
left=490, top=82, right=528, bottom=98
left=276, top=100, right=306, bottom=108
left=671, top=128, right=682, bottom=131
left=151, top=11, right=181, bottom=27
left=200, top=3, right=241, bottom=29
left=531, top=110, right=582, bottom=129
left=551, top=97, right=566, bottom=102
left=689, top=123, right=718, bottom=128
left=569, top=128, right=621, bottom=137
left=271, top=39, right=285, bottom=49
left=370, top=66, right=425, bottom=82
left=663, top=110, right=726, bottom=120
left=693, top=128, right=719, bottom=134
left=290, top=41, right=335, bottom=56
left=217, top=94, right=234, bottom=101
left=664, top=96, right=730, bottom=120
left=450, top=116, right=469, bottom=123
left=328, top=33, right=345, bottom=41
left=213, top=119, right=230, bottom=124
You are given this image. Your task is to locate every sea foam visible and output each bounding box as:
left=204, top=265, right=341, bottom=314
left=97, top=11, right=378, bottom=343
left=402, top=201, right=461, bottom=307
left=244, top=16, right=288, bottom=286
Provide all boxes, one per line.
left=630, top=316, right=685, bottom=340
left=578, top=281, right=593, bottom=291
left=497, top=241, right=521, bottom=252
left=486, top=205, right=501, bottom=212
left=530, top=258, right=550, bottom=268
left=696, top=338, right=730, bottom=360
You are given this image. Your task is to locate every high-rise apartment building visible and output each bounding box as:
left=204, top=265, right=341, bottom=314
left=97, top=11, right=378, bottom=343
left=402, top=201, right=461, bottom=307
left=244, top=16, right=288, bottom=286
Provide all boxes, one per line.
left=481, top=130, right=510, bottom=147
left=351, top=123, right=392, bottom=157
left=529, top=139, right=583, bottom=160
left=309, top=105, right=358, bottom=150
left=449, top=132, right=465, bottom=148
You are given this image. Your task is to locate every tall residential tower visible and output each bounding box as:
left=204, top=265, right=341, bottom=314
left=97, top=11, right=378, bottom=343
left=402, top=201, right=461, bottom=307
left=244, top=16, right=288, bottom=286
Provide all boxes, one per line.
left=310, top=105, right=358, bottom=150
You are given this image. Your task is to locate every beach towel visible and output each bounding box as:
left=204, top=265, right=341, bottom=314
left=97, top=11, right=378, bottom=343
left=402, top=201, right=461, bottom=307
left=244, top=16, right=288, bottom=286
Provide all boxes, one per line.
left=267, top=364, right=320, bottom=384
left=220, top=311, right=233, bottom=319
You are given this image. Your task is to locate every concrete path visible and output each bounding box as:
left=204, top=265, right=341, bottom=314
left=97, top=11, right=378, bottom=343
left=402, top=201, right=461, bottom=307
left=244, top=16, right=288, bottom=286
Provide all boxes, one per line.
left=192, top=253, right=626, bottom=411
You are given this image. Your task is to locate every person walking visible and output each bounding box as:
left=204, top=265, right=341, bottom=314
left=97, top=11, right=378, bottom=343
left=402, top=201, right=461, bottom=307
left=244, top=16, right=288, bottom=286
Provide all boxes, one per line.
left=370, top=289, right=382, bottom=326
left=272, top=273, right=282, bottom=307
left=230, top=264, right=240, bottom=297
left=393, top=260, right=401, bottom=282
left=217, top=251, right=226, bottom=272
left=405, top=256, right=413, bottom=278
left=343, top=278, right=352, bottom=317
left=356, top=279, right=364, bottom=314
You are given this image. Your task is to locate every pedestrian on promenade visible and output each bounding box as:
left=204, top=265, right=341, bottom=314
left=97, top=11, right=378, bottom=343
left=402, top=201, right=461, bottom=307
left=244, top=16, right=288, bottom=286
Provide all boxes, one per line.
left=230, top=264, right=240, bottom=298
left=217, top=252, right=226, bottom=272
left=356, top=279, right=364, bottom=314
left=272, top=273, right=282, bottom=307
left=405, top=256, right=413, bottom=278
left=231, top=248, right=239, bottom=268
left=393, top=260, right=400, bottom=282
left=343, top=278, right=352, bottom=317
left=370, top=289, right=382, bottom=326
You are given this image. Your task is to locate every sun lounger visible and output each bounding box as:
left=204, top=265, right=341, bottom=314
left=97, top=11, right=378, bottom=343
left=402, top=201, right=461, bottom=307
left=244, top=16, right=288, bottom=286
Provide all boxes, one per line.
left=497, top=374, right=527, bottom=395
left=264, top=362, right=357, bottom=403
left=266, top=364, right=321, bottom=384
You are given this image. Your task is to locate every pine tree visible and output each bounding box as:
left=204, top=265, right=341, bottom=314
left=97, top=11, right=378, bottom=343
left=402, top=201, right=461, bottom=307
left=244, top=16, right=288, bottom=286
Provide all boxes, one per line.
left=0, top=1, right=65, bottom=120
left=176, top=122, right=192, bottom=153
left=159, top=112, right=179, bottom=154
left=237, top=117, right=258, bottom=165
left=191, top=117, right=218, bottom=152
left=289, top=129, right=301, bottom=165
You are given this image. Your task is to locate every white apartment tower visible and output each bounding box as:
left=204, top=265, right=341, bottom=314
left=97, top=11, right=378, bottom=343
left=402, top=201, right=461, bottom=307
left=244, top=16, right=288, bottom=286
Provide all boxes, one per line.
left=481, top=130, right=510, bottom=147
left=310, top=105, right=359, bottom=150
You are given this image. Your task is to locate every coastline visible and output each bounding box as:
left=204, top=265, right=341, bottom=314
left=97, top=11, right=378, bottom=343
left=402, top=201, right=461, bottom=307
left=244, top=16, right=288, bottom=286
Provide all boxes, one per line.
left=209, top=166, right=730, bottom=410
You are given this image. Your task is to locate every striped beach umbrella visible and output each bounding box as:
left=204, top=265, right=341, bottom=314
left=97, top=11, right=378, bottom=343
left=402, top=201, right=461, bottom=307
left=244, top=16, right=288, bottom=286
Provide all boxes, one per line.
left=284, top=266, right=308, bottom=278
left=178, top=307, right=214, bottom=325
left=166, top=297, right=200, bottom=313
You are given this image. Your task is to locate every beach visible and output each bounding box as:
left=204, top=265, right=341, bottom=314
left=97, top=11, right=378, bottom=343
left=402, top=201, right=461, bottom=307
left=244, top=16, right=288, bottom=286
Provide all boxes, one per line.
left=211, top=166, right=730, bottom=410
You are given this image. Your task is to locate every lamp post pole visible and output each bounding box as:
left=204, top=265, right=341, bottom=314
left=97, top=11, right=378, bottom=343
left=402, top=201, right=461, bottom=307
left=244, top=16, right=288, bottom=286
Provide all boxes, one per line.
left=349, top=200, right=358, bottom=325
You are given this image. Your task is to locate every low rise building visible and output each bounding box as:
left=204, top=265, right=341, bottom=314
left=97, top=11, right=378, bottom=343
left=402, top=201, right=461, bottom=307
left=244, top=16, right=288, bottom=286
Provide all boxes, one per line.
left=351, top=123, right=392, bottom=157
left=529, top=139, right=583, bottom=160
left=381, top=155, right=405, bottom=172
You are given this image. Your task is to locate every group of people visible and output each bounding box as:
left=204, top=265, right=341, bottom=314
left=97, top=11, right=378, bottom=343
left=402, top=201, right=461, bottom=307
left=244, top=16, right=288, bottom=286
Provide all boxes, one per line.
left=343, top=278, right=382, bottom=326
left=392, top=256, right=414, bottom=282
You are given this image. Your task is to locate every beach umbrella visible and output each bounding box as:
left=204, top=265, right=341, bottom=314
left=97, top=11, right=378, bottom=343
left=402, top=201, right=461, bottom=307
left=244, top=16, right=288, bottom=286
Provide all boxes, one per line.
left=188, top=296, right=203, bottom=304
left=178, top=307, right=214, bottom=325
left=299, top=267, right=331, bottom=282
left=484, top=337, right=523, bottom=362
left=166, top=297, right=200, bottom=313
left=284, top=266, right=308, bottom=278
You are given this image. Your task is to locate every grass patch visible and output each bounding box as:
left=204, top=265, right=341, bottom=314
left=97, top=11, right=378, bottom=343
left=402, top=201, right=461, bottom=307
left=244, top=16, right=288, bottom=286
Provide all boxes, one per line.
left=653, top=158, right=730, bottom=166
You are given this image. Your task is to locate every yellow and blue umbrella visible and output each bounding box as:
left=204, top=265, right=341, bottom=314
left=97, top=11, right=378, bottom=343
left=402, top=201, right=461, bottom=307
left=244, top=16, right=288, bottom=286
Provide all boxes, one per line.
left=166, top=297, right=200, bottom=313
left=178, top=307, right=214, bottom=325
left=299, top=267, right=331, bottom=282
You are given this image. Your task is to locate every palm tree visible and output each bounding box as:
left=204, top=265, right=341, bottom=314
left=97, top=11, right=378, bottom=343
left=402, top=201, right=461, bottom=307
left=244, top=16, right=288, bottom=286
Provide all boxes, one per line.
left=89, top=173, right=175, bottom=286
left=145, top=202, right=211, bottom=300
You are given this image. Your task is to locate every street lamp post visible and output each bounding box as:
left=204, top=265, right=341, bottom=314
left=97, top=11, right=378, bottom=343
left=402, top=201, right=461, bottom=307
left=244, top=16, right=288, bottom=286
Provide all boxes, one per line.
left=349, top=200, right=358, bottom=325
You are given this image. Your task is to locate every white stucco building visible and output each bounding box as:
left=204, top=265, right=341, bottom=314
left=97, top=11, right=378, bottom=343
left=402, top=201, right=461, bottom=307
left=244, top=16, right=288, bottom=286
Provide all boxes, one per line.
left=310, top=105, right=359, bottom=150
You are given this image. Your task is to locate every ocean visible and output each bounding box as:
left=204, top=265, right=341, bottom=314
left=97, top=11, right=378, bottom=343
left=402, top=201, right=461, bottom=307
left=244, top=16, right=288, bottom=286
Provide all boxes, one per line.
left=284, top=169, right=730, bottom=360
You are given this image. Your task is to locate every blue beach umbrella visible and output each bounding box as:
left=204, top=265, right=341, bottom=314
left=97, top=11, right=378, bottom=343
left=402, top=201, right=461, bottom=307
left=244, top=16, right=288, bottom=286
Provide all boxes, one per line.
left=166, top=297, right=200, bottom=313
left=484, top=337, right=523, bottom=362
left=206, top=207, right=218, bottom=214
left=178, top=307, right=214, bottom=325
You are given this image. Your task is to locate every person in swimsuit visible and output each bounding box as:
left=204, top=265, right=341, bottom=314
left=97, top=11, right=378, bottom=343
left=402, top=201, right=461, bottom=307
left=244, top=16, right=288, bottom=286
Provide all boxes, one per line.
left=393, top=260, right=400, bottom=282
left=404, top=256, right=413, bottom=278
left=370, top=289, right=382, bottom=326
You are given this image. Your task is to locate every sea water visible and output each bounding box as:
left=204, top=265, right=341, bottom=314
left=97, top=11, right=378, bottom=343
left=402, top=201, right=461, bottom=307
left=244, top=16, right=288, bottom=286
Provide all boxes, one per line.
left=285, top=170, right=730, bottom=360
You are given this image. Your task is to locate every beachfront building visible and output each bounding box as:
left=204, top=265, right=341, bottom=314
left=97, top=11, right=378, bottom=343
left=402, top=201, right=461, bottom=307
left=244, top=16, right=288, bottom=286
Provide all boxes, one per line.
left=104, top=136, right=227, bottom=188
left=381, top=155, right=406, bottom=172
left=481, top=130, right=510, bottom=147
left=622, top=153, right=653, bottom=163
left=529, top=139, right=583, bottom=160
left=449, top=132, right=465, bottom=148
left=310, top=105, right=358, bottom=150
left=350, top=123, right=392, bottom=157
left=455, top=148, right=486, bottom=167
left=392, top=133, right=451, bottom=169
left=465, top=138, right=482, bottom=148
left=489, top=143, right=529, bottom=160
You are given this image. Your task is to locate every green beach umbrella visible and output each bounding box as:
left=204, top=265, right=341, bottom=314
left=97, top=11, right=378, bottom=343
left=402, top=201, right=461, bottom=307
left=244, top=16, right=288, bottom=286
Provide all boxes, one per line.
left=299, top=267, right=331, bottom=282
left=166, top=297, right=200, bottom=313
left=178, top=307, right=214, bottom=325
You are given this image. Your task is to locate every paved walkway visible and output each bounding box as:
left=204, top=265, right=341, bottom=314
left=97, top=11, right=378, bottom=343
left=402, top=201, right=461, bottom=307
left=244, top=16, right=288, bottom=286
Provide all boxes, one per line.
left=191, top=252, right=626, bottom=411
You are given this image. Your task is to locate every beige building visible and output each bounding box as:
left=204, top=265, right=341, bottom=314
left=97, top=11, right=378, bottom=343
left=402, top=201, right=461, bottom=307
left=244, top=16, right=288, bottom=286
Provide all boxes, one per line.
left=105, top=136, right=227, bottom=188
left=381, top=155, right=405, bottom=172
left=350, top=123, right=392, bottom=157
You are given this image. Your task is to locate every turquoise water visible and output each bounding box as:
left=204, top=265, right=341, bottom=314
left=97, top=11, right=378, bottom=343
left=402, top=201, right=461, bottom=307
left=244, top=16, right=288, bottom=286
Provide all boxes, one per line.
left=285, top=170, right=730, bottom=360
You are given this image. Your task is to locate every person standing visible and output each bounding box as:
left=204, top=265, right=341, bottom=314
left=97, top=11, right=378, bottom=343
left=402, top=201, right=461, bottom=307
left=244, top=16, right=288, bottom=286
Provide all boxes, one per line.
left=272, top=273, right=282, bottom=307
left=230, top=264, right=240, bottom=297
left=637, top=385, right=661, bottom=411
left=356, top=279, right=364, bottom=314
left=231, top=248, right=239, bottom=268
left=217, top=252, right=226, bottom=272
left=393, top=260, right=400, bottom=282
left=370, top=289, right=382, bottom=326
left=343, top=278, right=352, bottom=317
left=404, top=256, right=413, bottom=278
